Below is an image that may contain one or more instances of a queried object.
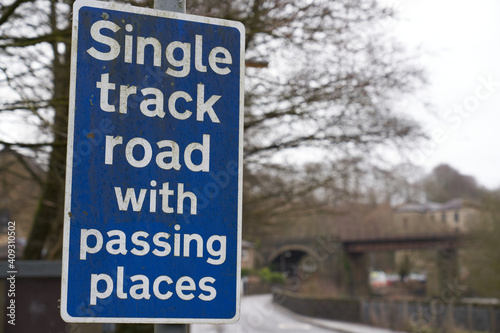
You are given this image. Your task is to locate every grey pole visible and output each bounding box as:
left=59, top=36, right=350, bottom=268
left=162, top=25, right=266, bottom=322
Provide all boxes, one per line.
left=152, top=1, right=188, bottom=332
left=154, top=0, right=186, bottom=13
left=154, top=323, right=189, bottom=333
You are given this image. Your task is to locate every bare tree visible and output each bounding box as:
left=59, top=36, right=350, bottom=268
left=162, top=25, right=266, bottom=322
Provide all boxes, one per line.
left=421, top=164, right=486, bottom=203
left=0, top=0, right=426, bottom=258
left=1, top=0, right=72, bottom=259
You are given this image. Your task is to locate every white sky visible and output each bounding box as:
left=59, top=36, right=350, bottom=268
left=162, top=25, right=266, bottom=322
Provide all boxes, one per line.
left=392, top=0, right=500, bottom=189
left=1, top=1, right=499, bottom=190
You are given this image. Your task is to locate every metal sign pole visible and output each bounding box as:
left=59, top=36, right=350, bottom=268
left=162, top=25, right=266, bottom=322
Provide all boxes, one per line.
left=153, top=1, right=187, bottom=332
left=155, top=324, right=188, bottom=333
left=154, top=0, right=186, bottom=13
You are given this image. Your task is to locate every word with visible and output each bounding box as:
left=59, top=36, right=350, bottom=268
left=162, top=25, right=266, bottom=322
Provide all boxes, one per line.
left=96, top=74, right=221, bottom=123
left=88, top=20, right=233, bottom=77
left=90, top=266, right=216, bottom=305
left=115, top=181, right=196, bottom=214
left=105, top=134, right=210, bottom=172
left=80, top=226, right=226, bottom=265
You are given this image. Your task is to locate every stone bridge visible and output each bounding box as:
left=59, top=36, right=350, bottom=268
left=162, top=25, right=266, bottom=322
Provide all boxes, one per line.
left=254, top=232, right=460, bottom=297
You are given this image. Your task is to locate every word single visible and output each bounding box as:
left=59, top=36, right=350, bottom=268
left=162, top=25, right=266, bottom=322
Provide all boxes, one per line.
left=87, top=20, right=233, bottom=77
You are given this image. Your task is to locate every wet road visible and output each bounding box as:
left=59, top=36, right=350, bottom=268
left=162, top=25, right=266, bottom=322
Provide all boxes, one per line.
left=191, top=294, right=341, bottom=333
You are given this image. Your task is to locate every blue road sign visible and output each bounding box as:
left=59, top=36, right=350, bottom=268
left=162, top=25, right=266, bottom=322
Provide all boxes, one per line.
left=61, top=0, right=244, bottom=323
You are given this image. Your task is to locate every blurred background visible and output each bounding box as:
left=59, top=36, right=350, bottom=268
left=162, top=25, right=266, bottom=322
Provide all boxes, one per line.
left=1, top=0, right=499, bottom=332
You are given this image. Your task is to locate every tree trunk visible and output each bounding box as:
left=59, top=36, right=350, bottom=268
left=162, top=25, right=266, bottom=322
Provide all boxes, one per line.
left=23, top=0, right=70, bottom=259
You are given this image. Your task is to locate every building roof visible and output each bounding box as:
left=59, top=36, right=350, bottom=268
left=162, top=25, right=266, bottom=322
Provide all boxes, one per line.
left=395, top=198, right=466, bottom=213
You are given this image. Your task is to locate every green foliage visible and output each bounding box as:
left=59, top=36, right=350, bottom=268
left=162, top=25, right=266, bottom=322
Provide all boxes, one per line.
left=398, top=254, right=412, bottom=281
left=241, top=267, right=284, bottom=284
left=258, top=267, right=285, bottom=284
left=241, top=268, right=252, bottom=277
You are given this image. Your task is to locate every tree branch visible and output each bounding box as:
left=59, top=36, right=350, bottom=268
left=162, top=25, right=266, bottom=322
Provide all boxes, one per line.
left=0, top=140, right=66, bottom=148
left=0, top=0, right=33, bottom=26
left=0, top=28, right=71, bottom=48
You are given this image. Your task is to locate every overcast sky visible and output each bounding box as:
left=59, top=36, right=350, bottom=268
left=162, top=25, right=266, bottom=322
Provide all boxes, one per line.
left=1, top=0, right=499, bottom=189
left=392, top=0, right=500, bottom=189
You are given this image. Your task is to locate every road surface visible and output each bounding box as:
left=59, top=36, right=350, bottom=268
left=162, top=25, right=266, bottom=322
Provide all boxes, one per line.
left=191, top=294, right=341, bottom=333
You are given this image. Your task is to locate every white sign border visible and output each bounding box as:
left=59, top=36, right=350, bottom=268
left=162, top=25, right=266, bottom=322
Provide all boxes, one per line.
left=61, top=0, right=245, bottom=324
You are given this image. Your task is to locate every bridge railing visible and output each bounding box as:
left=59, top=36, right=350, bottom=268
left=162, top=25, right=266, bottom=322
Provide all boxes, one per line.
left=273, top=290, right=500, bottom=333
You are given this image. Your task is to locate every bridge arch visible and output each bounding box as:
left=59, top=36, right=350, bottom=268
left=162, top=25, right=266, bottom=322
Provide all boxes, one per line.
left=267, top=245, right=316, bottom=274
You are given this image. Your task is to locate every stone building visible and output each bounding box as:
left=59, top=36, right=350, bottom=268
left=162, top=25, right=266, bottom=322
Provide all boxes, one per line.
left=393, top=198, right=480, bottom=235
left=241, top=240, right=256, bottom=269
left=0, top=148, right=44, bottom=257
